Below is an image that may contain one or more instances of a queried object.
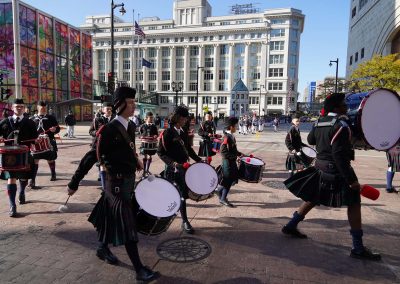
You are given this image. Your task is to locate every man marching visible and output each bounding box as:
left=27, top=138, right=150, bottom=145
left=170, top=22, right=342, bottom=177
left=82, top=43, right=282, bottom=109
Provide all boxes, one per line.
left=139, top=111, right=158, bottom=174
left=282, top=93, right=381, bottom=261
left=198, top=111, right=216, bottom=164
left=0, top=99, right=38, bottom=216
left=385, top=142, right=399, bottom=193
left=285, top=114, right=308, bottom=177
left=29, top=100, right=60, bottom=188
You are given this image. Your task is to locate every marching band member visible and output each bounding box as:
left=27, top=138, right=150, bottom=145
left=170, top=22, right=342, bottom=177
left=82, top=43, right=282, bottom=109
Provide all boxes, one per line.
left=139, top=111, right=158, bottom=174
left=285, top=115, right=308, bottom=177
left=67, top=102, right=113, bottom=192
left=0, top=99, right=38, bottom=217
left=282, top=93, right=381, bottom=261
left=158, top=106, right=202, bottom=234
left=251, top=115, right=258, bottom=134
left=198, top=111, right=216, bottom=163
left=386, top=142, right=399, bottom=193
left=85, top=87, right=159, bottom=281
left=29, top=100, right=60, bottom=188
left=216, top=117, right=243, bottom=207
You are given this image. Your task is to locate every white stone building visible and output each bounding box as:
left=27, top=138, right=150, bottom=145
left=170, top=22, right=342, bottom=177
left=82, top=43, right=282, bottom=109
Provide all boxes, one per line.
left=81, top=0, right=305, bottom=117
left=346, top=0, right=400, bottom=77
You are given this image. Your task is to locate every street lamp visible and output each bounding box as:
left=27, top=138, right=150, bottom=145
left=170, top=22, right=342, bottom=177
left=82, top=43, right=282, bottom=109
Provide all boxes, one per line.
left=171, top=81, right=183, bottom=107
left=110, top=0, right=126, bottom=102
left=258, top=84, right=264, bottom=116
left=196, top=65, right=204, bottom=123
left=329, top=58, right=339, bottom=93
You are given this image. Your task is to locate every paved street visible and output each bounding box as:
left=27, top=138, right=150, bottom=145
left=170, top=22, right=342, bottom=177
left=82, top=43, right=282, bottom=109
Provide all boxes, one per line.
left=0, top=122, right=399, bottom=284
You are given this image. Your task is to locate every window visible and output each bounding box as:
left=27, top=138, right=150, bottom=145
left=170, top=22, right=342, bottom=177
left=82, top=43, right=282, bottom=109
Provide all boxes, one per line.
left=361, top=48, right=364, bottom=59
left=235, top=44, right=245, bottom=55
left=162, top=71, right=170, bottom=81
left=291, top=29, right=299, bottom=38
left=220, top=57, right=228, bottom=68
left=220, top=44, right=229, bottom=55
left=355, top=52, right=359, bottom=62
left=352, top=7, right=357, bottom=18
left=267, top=97, right=272, bottom=105
left=176, top=58, right=184, bottom=68
left=188, top=96, right=197, bottom=104
left=217, top=96, right=227, bottom=104
left=160, top=96, right=169, bottom=104
left=189, top=82, right=198, bottom=91
left=150, top=59, right=157, bottom=69
left=270, top=41, right=285, bottom=51
left=250, top=44, right=261, bottom=53
left=221, top=21, right=230, bottom=25
left=289, top=68, right=296, bottom=78
left=148, top=71, right=157, bottom=81
left=359, top=0, right=368, bottom=10
left=122, top=72, right=130, bottom=81
left=219, top=70, right=228, bottom=80
left=270, top=54, right=284, bottom=64
left=190, top=46, right=199, bottom=56
left=98, top=61, right=105, bottom=70
left=176, top=71, right=184, bottom=81
left=162, top=47, right=170, bottom=57
left=251, top=69, right=260, bottom=79
left=236, top=20, right=246, bottom=24
left=289, top=55, right=297, bottom=65
left=290, top=41, right=298, bottom=52
left=135, top=72, right=143, bottom=81
left=271, top=19, right=287, bottom=25
left=205, top=58, right=214, bottom=68
left=176, top=47, right=184, bottom=57
left=162, top=59, right=170, bottom=69
left=203, top=82, right=212, bottom=91
left=123, top=49, right=130, bottom=58
left=162, top=83, right=170, bottom=91
left=205, top=46, right=214, bottom=56
left=272, top=97, right=283, bottom=105
left=270, top=29, right=285, bottom=37
left=202, top=96, right=212, bottom=104
left=268, top=82, right=283, bottom=90
left=219, top=82, right=226, bottom=91
left=291, top=19, right=299, bottom=26
left=148, top=48, right=156, bottom=58
left=190, top=58, right=199, bottom=68
left=123, top=60, right=130, bottom=70
left=269, top=68, right=284, bottom=77
left=204, top=70, right=213, bottom=80
left=190, top=70, right=197, bottom=80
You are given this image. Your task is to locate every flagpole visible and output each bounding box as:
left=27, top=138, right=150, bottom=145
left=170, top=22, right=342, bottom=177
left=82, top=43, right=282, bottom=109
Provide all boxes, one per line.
left=137, top=12, right=141, bottom=94
left=131, top=9, right=135, bottom=89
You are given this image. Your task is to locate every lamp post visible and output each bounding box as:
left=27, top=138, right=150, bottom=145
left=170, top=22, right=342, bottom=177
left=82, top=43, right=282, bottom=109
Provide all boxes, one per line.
left=258, top=84, right=264, bottom=116
left=329, top=58, right=339, bottom=93
left=110, top=0, right=126, bottom=102
left=171, top=81, right=183, bottom=107
left=196, top=65, right=204, bottom=124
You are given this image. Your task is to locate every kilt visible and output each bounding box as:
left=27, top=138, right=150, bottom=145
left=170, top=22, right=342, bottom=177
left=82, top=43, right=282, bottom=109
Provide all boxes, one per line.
left=163, top=166, right=188, bottom=199
left=219, top=158, right=238, bottom=190
left=284, top=160, right=360, bottom=208
left=88, top=175, right=138, bottom=246
left=1, top=154, right=34, bottom=180
left=285, top=153, right=304, bottom=171
left=198, top=139, right=216, bottom=157
left=387, top=144, right=400, bottom=172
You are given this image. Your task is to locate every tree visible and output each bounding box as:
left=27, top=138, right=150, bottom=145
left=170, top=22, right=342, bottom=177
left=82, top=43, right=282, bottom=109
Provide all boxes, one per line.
left=349, top=53, right=400, bottom=92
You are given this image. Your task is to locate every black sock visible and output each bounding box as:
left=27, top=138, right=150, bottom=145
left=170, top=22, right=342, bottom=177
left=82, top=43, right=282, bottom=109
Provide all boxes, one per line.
left=350, top=229, right=364, bottom=252
left=220, top=186, right=229, bottom=201
left=286, top=211, right=305, bottom=229
left=48, top=161, right=56, bottom=176
left=19, top=179, right=28, bottom=196
left=31, top=164, right=39, bottom=184
left=125, top=241, right=143, bottom=273
left=7, top=184, right=17, bottom=207
left=180, top=199, right=189, bottom=223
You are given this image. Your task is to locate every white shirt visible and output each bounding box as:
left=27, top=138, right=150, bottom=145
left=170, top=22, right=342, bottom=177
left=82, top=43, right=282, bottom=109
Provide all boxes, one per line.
left=174, top=126, right=182, bottom=135
left=12, top=114, right=24, bottom=123
left=327, top=112, right=337, bottom=116
left=115, top=115, right=129, bottom=130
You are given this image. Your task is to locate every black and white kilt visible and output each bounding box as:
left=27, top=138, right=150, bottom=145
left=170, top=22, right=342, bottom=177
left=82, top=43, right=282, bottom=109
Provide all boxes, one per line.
left=198, top=139, right=215, bottom=157
left=284, top=162, right=360, bottom=208
left=285, top=153, right=304, bottom=171
left=88, top=175, right=138, bottom=246
left=387, top=144, right=400, bottom=172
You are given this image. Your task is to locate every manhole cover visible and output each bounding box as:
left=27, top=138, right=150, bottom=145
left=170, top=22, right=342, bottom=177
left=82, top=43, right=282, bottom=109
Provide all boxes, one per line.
left=157, top=237, right=211, bottom=263
left=262, top=181, right=287, bottom=190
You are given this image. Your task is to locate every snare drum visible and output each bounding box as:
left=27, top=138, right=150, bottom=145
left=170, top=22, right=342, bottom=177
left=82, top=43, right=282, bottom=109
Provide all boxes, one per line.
left=0, top=145, right=30, bottom=172
left=212, top=139, right=222, bottom=153
left=346, top=88, right=400, bottom=150
left=238, top=157, right=265, bottom=183
left=140, top=137, right=158, bottom=155
left=31, top=134, right=54, bottom=159
left=185, top=162, right=218, bottom=201
left=300, top=146, right=317, bottom=167
left=134, top=175, right=181, bottom=236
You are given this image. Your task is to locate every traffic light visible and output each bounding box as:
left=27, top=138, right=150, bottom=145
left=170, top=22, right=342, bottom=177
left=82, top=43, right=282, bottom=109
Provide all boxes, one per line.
left=107, top=72, right=114, bottom=95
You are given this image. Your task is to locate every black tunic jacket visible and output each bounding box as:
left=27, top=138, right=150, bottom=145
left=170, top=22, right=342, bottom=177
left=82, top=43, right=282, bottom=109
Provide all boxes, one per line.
left=0, top=116, right=38, bottom=147
left=285, top=125, right=306, bottom=152
left=198, top=120, right=216, bottom=141
left=139, top=123, right=158, bottom=137
left=31, top=114, right=60, bottom=140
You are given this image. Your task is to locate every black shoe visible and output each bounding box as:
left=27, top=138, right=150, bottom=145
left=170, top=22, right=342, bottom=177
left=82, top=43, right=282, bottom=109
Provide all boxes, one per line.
left=96, top=246, right=119, bottom=265
left=350, top=247, right=381, bottom=261
left=50, top=175, right=57, bottom=181
left=28, top=183, right=41, bottom=190
left=97, top=177, right=101, bottom=181
left=386, top=187, right=398, bottom=193
left=9, top=206, right=17, bottom=217
left=19, top=194, right=26, bottom=205
left=181, top=222, right=194, bottom=234
left=219, top=199, right=234, bottom=208
left=214, top=188, right=222, bottom=199
left=281, top=225, right=307, bottom=239
left=136, top=266, right=159, bottom=282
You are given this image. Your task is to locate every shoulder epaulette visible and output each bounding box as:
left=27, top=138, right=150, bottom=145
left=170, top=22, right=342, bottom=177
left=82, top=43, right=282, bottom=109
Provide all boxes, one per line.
left=315, top=117, right=337, bottom=127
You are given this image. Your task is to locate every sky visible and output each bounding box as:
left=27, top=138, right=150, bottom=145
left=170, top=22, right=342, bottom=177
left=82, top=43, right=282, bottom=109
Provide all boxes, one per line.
left=21, top=0, right=351, bottom=101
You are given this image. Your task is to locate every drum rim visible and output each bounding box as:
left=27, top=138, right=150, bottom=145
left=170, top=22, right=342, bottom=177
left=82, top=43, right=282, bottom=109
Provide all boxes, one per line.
left=240, top=156, right=265, bottom=166
left=357, top=88, right=400, bottom=150
left=0, top=145, right=30, bottom=153
left=301, top=146, right=317, bottom=157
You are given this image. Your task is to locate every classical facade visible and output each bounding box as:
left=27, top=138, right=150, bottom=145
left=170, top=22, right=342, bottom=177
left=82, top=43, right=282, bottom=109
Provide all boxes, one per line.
left=346, top=0, right=400, bottom=77
left=81, top=0, right=305, bottom=117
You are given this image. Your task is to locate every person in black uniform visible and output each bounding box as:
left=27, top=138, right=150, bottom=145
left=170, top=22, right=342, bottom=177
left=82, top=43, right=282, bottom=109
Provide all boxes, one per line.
left=216, top=117, right=243, bottom=207
left=281, top=93, right=381, bottom=261
left=385, top=142, right=399, bottom=193
left=67, top=102, right=114, bottom=192
left=285, top=115, right=308, bottom=177
left=139, top=111, right=158, bottom=174
left=198, top=111, right=216, bottom=163
left=83, top=87, right=158, bottom=281
left=0, top=99, right=38, bottom=216
left=29, top=100, right=60, bottom=188
left=158, top=106, right=202, bottom=234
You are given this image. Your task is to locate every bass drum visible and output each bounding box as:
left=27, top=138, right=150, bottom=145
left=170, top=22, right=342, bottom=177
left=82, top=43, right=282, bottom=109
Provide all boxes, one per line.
left=346, top=88, right=400, bottom=151
left=185, top=162, right=218, bottom=202
left=134, top=175, right=181, bottom=236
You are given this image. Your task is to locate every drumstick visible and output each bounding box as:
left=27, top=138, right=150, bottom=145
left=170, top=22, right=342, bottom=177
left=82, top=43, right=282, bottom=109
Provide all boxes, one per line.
left=58, top=196, right=71, bottom=213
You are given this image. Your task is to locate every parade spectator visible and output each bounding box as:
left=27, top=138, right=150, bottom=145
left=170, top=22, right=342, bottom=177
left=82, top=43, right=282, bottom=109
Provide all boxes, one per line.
left=64, top=111, right=77, bottom=138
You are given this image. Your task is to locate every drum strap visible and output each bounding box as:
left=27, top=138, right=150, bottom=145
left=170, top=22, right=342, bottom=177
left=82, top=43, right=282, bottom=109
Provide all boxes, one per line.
left=111, top=120, right=136, bottom=152
left=315, top=118, right=337, bottom=128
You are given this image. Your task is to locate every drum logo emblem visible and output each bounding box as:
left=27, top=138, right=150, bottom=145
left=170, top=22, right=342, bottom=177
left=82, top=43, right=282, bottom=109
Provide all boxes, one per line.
left=167, top=201, right=177, bottom=212
left=380, top=141, right=389, bottom=147
left=210, top=177, right=217, bottom=188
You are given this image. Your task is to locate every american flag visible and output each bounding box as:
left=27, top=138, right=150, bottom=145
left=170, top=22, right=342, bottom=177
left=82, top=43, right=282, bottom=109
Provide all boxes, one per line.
left=134, top=21, right=145, bottom=38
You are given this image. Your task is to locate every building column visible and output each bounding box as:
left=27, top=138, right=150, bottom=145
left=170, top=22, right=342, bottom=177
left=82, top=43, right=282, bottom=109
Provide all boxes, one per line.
left=183, top=45, right=189, bottom=92
left=156, top=46, right=161, bottom=92
left=170, top=46, right=176, bottom=82
left=244, top=42, right=250, bottom=88
left=92, top=49, right=99, bottom=81
left=228, top=43, right=235, bottom=90
left=105, top=49, right=110, bottom=74
left=117, top=49, right=123, bottom=82
left=213, top=44, right=219, bottom=92
left=198, top=45, right=204, bottom=92
left=142, top=47, right=148, bottom=91
left=12, top=0, right=21, bottom=98
left=130, top=44, right=135, bottom=88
